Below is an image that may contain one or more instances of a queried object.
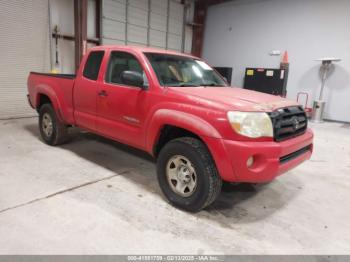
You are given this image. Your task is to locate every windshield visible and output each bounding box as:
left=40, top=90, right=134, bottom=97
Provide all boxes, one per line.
left=144, top=53, right=228, bottom=87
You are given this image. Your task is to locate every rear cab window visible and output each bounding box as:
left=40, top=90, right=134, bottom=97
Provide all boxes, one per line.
left=83, top=51, right=105, bottom=80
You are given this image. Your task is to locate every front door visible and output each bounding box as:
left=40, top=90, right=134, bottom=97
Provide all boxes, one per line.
left=96, top=51, right=150, bottom=149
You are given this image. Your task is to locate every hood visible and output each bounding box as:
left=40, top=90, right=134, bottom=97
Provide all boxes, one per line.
left=169, top=86, right=299, bottom=112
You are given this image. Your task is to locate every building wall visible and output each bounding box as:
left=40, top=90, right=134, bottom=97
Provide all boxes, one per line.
left=0, top=0, right=50, bottom=119
left=202, top=0, right=350, bottom=122
left=102, top=0, right=194, bottom=53
left=50, top=0, right=194, bottom=73
left=0, top=0, right=192, bottom=119
left=50, top=0, right=75, bottom=74
left=50, top=0, right=97, bottom=74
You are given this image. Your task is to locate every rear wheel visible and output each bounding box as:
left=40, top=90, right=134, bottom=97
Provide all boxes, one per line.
left=39, top=104, right=69, bottom=145
left=157, top=137, right=222, bottom=212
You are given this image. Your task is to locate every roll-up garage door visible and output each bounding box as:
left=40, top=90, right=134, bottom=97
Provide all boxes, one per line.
left=102, top=0, right=185, bottom=51
left=0, top=0, right=50, bottom=119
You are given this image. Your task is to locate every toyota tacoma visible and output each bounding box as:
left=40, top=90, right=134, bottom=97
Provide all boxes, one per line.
left=27, top=45, right=313, bottom=212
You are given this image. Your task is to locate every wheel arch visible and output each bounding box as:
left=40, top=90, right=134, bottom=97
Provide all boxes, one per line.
left=146, top=109, right=222, bottom=157
left=36, top=93, right=52, bottom=110
left=147, top=109, right=236, bottom=182
left=153, top=125, right=204, bottom=157
left=35, top=90, right=64, bottom=122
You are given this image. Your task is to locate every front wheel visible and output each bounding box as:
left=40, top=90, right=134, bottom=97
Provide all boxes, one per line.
left=157, top=137, right=222, bottom=212
left=39, top=103, right=69, bottom=146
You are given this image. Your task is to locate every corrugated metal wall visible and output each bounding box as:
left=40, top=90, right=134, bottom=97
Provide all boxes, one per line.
left=0, top=0, right=50, bottom=119
left=0, top=0, right=190, bottom=119
left=102, top=0, right=186, bottom=52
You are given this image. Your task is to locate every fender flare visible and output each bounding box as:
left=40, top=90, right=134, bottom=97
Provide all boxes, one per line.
left=145, top=109, right=222, bottom=154
left=35, top=85, right=64, bottom=122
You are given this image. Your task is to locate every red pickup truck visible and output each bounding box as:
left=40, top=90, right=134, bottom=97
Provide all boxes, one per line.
left=27, top=45, right=313, bottom=212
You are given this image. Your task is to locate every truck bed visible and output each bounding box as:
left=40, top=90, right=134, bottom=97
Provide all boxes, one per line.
left=30, top=72, right=76, bottom=79
left=27, top=71, right=76, bottom=124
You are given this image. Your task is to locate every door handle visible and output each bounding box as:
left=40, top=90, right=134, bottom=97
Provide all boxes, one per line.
left=98, top=90, right=108, bottom=97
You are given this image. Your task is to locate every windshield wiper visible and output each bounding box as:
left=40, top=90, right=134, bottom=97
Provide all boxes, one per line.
left=202, top=83, right=221, bottom=87
left=169, top=83, right=221, bottom=87
left=174, top=83, right=201, bottom=87
left=180, top=84, right=201, bottom=87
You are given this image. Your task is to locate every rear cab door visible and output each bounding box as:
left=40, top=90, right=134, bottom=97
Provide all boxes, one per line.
left=73, top=50, right=105, bottom=131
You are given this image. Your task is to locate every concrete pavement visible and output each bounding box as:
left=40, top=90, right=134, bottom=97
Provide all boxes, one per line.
left=0, top=118, right=349, bottom=254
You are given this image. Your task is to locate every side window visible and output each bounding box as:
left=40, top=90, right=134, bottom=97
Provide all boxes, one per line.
left=83, top=51, right=104, bottom=80
left=105, top=51, right=148, bottom=86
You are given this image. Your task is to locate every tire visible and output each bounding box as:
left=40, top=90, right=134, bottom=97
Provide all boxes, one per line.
left=157, top=137, right=222, bottom=212
left=39, top=103, right=69, bottom=146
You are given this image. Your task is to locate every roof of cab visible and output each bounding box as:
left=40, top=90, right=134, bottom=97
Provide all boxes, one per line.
left=90, top=45, right=198, bottom=59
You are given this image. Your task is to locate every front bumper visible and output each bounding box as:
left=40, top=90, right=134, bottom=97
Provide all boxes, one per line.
left=206, top=128, right=313, bottom=183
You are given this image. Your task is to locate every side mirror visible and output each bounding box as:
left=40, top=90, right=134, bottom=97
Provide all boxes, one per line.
left=121, top=71, right=145, bottom=89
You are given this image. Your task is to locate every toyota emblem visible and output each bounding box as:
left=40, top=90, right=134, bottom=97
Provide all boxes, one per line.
left=292, top=116, right=300, bottom=130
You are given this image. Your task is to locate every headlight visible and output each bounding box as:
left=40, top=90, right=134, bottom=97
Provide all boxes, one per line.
left=227, top=111, right=273, bottom=138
